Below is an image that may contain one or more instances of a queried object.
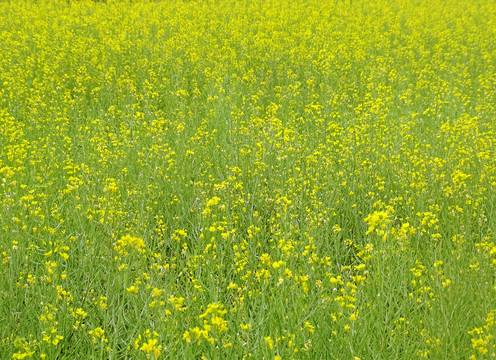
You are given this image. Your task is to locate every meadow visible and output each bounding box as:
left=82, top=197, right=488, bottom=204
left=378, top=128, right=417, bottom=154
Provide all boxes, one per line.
left=1, top=0, right=496, bottom=358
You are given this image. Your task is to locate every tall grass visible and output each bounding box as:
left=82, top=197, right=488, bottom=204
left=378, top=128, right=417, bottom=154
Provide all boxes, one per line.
left=1, top=0, right=496, bottom=358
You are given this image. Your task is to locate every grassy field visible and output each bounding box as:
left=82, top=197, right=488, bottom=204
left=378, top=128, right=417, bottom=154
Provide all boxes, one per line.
left=1, top=0, right=496, bottom=358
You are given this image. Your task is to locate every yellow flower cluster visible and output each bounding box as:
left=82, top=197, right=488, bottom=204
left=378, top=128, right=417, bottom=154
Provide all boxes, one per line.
left=0, top=0, right=495, bottom=358
left=114, top=234, right=146, bottom=256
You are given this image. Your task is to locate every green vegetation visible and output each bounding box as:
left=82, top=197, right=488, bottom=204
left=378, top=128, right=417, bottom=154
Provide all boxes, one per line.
left=1, top=0, right=496, bottom=358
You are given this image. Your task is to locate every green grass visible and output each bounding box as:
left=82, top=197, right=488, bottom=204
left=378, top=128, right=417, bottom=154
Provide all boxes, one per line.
left=1, top=0, right=496, bottom=358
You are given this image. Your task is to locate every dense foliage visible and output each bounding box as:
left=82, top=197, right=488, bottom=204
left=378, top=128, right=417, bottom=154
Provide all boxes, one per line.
left=1, top=0, right=496, bottom=358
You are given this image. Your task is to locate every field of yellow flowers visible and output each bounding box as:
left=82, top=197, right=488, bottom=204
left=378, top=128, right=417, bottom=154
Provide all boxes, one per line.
left=1, top=0, right=496, bottom=358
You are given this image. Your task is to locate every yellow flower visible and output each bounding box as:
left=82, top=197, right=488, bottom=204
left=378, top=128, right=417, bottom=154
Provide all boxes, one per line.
left=304, top=321, right=315, bottom=334
left=127, top=285, right=139, bottom=294
left=183, top=331, right=191, bottom=343
left=140, top=338, right=162, bottom=357
left=265, top=336, right=274, bottom=349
